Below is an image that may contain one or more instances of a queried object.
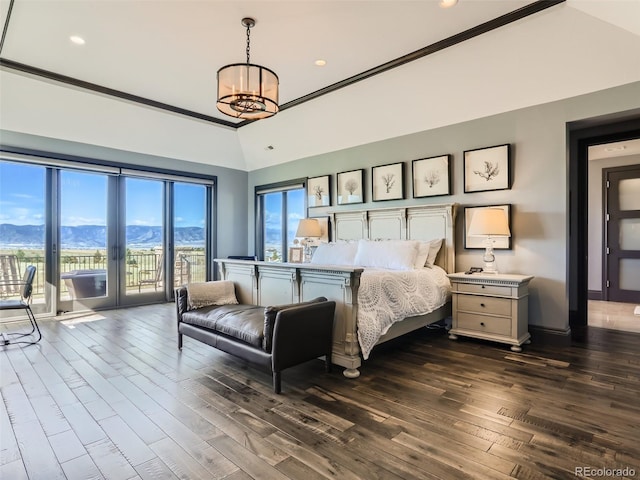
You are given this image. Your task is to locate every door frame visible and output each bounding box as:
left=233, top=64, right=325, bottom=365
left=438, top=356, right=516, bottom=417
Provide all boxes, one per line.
left=567, top=110, right=640, bottom=332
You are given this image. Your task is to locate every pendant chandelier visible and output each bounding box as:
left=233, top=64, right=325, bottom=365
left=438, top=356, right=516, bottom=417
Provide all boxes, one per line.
left=216, top=17, right=279, bottom=120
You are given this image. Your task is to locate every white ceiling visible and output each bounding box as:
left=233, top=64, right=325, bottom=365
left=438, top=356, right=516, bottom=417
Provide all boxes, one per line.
left=589, top=139, right=640, bottom=161
left=1, top=0, right=533, bottom=123
left=1, top=0, right=640, bottom=171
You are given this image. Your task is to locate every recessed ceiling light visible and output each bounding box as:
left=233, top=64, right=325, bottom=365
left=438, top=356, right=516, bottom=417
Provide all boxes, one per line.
left=439, top=0, right=458, bottom=8
left=70, top=35, right=86, bottom=45
left=314, top=59, right=327, bottom=67
left=604, top=145, right=627, bottom=152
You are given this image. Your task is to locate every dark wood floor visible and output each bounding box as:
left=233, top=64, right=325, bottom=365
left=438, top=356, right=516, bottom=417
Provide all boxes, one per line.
left=1, top=304, right=639, bottom=480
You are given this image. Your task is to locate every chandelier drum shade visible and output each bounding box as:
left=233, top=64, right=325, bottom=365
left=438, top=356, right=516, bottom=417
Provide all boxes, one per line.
left=216, top=17, right=279, bottom=120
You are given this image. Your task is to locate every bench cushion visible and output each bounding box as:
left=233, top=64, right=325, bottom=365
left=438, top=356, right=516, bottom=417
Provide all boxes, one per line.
left=181, top=304, right=264, bottom=348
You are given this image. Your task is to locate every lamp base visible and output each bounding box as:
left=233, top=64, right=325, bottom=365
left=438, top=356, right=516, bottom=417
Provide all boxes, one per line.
left=482, top=262, right=499, bottom=274
left=482, top=245, right=499, bottom=274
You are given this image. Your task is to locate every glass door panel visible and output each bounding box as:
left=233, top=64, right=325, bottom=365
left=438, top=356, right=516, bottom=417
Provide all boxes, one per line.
left=0, top=161, right=49, bottom=316
left=58, top=170, right=113, bottom=310
left=174, top=183, right=206, bottom=285
left=606, top=165, right=640, bottom=302
left=124, top=177, right=165, bottom=300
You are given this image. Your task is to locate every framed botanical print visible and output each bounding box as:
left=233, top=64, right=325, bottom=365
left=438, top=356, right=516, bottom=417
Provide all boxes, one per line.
left=307, top=175, right=331, bottom=208
left=412, top=155, right=451, bottom=198
left=288, top=246, right=303, bottom=263
left=464, top=144, right=511, bottom=193
left=337, top=169, right=364, bottom=205
left=372, top=162, right=404, bottom=201
left=464, top=204, right=512, bottom=249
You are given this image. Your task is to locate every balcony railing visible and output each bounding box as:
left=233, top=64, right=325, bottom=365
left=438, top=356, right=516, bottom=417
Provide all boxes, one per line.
left=0, top=251, right=206, bottom=301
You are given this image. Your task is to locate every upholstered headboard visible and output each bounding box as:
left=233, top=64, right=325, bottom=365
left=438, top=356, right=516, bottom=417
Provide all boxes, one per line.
left=329, top=203, right=457, bottom=273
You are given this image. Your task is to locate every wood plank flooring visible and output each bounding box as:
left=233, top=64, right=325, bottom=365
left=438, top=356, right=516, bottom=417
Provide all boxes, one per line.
left=1, top=304, right=639, bottom=480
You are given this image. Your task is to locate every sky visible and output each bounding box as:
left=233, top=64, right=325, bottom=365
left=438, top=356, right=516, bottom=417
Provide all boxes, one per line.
left=0, top=161, right=205, bottom=227
left=263, top=189, right=305, bottom=247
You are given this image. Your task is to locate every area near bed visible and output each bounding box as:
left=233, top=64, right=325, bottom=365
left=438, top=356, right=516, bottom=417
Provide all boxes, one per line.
left=216, top=203, right=457, bottom=378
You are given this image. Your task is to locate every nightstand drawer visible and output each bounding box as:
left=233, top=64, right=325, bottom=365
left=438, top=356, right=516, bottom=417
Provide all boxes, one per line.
left=456, top=283, right=511, bottom=296
left=457, top=313, right=512, bottom=336
left=457, top=295, right=512, bottom=316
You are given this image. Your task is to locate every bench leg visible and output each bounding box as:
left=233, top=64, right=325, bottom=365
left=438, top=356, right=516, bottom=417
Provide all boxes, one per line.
left=325, top=352, right=332, bottom=373
left=273, top=371, right=281, bottom=394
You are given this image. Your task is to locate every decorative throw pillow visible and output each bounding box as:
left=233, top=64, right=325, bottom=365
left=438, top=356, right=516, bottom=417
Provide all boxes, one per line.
left=354, top=239, right=419, bottom=270
left=310, top=242, right=358, bottom=265
left=262, top=296, right=328, bottom=352
left=187, top=280, right=238, bottom=309
left=426, top=238, right=443, bottom=267
left=414, top=241, right=431, bottom=269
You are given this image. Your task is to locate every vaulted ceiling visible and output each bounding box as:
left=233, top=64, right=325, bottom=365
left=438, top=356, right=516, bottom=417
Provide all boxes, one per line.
left=1, top=0, right=639, bottom=171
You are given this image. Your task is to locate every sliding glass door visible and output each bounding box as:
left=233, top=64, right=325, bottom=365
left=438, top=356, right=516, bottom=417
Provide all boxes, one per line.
left=1, top=155, right=215, bottom=315
left=57, top=170, right=115, bottom=311
left=123, top=177, right=166, bottom=303
left=174, top=182, right=207, bottom=284
left=0, top=162, right=49, bottom=316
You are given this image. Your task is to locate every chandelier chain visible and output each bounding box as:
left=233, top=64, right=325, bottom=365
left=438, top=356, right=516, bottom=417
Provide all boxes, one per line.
left=246, top=24, right=251, bottom=64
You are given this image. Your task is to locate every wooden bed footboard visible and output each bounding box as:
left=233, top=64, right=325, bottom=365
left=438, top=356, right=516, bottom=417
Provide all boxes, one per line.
left=217, top=259, right=366, bottom=377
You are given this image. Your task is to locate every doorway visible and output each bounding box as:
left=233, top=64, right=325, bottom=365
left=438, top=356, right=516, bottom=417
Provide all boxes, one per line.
left=569, top=112, right=640, bottom=335
left=0, top=153, right=215, bottom=318
left=587, top=147, right=640, bottom=333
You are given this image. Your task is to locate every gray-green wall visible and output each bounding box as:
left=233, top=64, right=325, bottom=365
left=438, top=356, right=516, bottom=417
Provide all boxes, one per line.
left=248, top=81, right=640, bottom=334
left=0, top=130, right=249, bottom=260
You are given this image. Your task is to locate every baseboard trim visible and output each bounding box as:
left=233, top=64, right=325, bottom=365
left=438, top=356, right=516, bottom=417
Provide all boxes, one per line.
left=588, top=290, right=603, bottom=300
left=529, top=325, right=572, bottom=347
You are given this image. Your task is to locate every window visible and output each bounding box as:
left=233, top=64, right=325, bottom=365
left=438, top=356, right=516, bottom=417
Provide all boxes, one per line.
left=256, top=180, right=306, bottom=262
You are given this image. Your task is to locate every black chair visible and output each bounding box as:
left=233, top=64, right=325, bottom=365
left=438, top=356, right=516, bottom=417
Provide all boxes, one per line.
left=0, top=265, right=41, bottom=346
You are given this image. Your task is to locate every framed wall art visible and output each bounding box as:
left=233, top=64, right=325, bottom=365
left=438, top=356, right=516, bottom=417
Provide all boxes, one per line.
left=463, top=144, right=511, bottom=193
left=288, top=246, right=304, bottom=263
left=307, top=175, right=331, bottom=208
left=464, top=204, right=512, bottom=249
left=412, top=154, right=451, bottom=198
left=372, top=162, right=404, bottom=201
left=337, top=169, right=364, bottom=205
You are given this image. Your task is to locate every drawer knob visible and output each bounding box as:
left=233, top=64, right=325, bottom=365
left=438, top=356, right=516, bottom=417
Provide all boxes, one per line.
left=481, top=285, right=485, bottom=289
left=480, top=322, right=485, bottom=326
left=480, top=303, right=485, bottom=307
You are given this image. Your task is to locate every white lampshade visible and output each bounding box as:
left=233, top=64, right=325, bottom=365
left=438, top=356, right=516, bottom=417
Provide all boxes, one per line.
left=296, top=218, right=322, bottom=238
left=468, top=208, right=511, bottom=237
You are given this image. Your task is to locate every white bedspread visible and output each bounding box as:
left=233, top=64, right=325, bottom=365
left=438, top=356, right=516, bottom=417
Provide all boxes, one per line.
left=357, top=266, right=451, bottom=359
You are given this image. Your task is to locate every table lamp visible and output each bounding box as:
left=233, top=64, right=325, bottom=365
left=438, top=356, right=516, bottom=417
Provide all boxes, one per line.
left=467, top=207, right=510, bottom=274
left=295, top=218, right=322, bottom=262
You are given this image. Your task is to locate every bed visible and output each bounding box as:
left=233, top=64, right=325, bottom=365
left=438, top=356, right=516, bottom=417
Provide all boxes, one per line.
left=216, top=203, right=457, bottom=378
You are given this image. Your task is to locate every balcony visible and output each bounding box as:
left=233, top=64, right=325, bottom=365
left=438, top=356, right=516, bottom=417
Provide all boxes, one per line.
left=0, top=250, right=206, bottom=303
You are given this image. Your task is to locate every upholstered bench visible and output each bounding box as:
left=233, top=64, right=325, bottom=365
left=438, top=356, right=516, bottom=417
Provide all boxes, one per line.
left=175, top=281, right=336, bottom=393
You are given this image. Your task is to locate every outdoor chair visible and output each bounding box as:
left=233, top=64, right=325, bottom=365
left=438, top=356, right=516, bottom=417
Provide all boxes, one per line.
left=138, top=254, right=163, bottom=292
left=0, top=265, right=41, bottom=346
left=0, top=254, right=22, bottom=298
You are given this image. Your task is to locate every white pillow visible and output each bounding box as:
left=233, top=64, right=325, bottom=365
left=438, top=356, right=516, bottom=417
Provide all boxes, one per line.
left=187, top=280, right=238, bottom=309
left=414, top=241, right=431, bottom=269
left=354, top=239, right=419, bottom=270
left=426, top=238, right=443, bottom=267
left=310, top=242, right=358, bottom=265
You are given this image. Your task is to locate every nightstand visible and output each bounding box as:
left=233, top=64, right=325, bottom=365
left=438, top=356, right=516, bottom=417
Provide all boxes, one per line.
left=447, top=272, right=534, bottom=352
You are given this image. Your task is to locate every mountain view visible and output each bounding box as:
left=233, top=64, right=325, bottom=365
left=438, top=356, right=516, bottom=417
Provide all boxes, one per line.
left=0, top=224, right=205, bottom=248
